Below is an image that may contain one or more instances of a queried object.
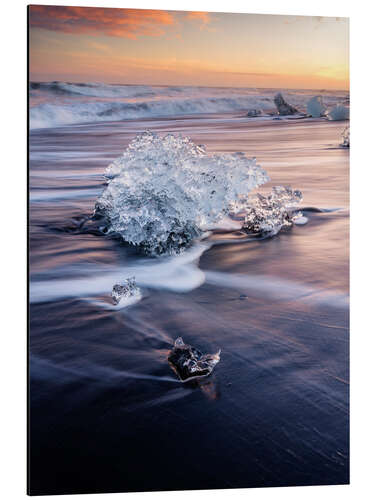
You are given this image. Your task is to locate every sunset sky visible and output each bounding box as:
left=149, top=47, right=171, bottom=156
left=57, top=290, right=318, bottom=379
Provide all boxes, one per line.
left=29, top=5, right=349, bottom=90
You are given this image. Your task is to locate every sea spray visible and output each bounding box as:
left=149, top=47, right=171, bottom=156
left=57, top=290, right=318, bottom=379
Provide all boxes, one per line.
left=95, top=131, right=269, bottom=254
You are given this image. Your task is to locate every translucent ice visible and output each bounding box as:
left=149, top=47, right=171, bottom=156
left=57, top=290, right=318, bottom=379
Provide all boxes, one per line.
left=306, top=96, right=326, bottom=118
left=111, top=277, right=142, bottom=305
left=243, top=186, right=303, bottom=235
left=96, top=131, right=269, bottom=254
left=168, top=337, right=221, bottom=382
left=327, top=104, right=349, bottom=121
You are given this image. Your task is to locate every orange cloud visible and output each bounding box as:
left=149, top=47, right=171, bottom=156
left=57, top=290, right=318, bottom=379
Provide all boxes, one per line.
left=29, top=5, right=175, bottom=39
left=186, top=11, right=211, bottom=25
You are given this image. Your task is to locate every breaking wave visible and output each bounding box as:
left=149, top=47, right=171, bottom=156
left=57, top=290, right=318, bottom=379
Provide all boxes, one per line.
left=29, top=81, right=349, bottom=129
left=29, top=95, right=274, bottom=129
left=95, top=131, right=269, bottom=254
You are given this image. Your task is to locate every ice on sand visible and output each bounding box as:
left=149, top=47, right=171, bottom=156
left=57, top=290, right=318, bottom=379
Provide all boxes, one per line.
left=111, top=277, right=142, bottom=305
left=168, top=337, right=221, bottom=382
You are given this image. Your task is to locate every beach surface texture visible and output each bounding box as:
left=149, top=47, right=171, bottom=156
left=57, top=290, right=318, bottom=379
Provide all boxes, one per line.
left=29, top=83, right=349, bottom=495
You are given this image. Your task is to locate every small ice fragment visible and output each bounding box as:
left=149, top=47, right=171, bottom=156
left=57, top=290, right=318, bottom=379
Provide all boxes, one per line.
left=243, top=186, right=303, bottom=236
left=174, top=337, right=185, bottom=348
left=294, top=215, right=308, bottom=225
left=327, top=104, right=349, bottom=121
left=306, top=96, right=326, bottom=118
left=341, top=126, right=350, bottom=147
left=168, top=337, right=221, bottom=382
left=111, top=277, right=141, bottom=305
left=247, top=109, right=261, bottom=117
left=274, top=93, right=299, bottom=115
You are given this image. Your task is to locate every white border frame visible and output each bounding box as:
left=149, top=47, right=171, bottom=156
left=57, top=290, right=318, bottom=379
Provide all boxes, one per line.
left=1, top=0, right=374, bottom=498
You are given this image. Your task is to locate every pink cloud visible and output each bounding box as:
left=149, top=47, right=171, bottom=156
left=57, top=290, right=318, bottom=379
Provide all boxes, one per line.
left=29, top=5, right=176, bottom=39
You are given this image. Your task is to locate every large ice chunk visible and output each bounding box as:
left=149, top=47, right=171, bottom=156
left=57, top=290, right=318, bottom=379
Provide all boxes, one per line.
left=243, top=186, right=303, bottom=235
left=96, top=131, right=269, bottom=255
left=168, top=337, right=221, bottom=382
left=306, top=96, right=326, bottom=118
left=274, top=93, right=299, bottom=115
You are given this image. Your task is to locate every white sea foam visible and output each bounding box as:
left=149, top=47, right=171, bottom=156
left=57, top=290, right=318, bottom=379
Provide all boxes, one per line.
left=30, top=250, right=348, bottom=311
left=29, top=242, right=209, bottom=304
left=30, top=188, right=100, bottom=202
left=29, top=96, right=272, bottom=129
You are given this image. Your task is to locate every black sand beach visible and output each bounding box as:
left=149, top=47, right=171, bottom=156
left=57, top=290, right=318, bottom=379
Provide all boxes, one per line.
left=29, top=113, right=349, bottom=494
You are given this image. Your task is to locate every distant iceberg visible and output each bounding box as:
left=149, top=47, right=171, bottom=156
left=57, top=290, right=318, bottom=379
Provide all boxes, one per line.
left=327, top=104, right=349, bottom=121
left=306, top=96, right=326, bottom=118
left=274, top=93, right=299, bottom=115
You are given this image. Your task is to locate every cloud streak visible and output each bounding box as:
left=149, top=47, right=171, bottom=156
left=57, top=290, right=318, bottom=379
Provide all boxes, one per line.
left=186, top=11, right=211, bottom=25
left=29, top=6, right=175, bottom=39
left=29, top=6, right=213, bottom=39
